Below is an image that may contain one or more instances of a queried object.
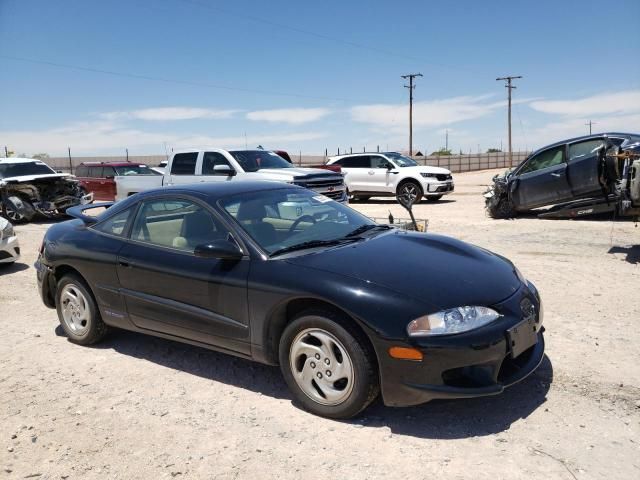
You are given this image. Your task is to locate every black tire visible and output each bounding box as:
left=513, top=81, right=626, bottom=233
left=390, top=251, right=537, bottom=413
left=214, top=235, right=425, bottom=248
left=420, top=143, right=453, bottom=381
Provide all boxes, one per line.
left=396, top=181, right=423, bottom=205
left=486, top=195, right=516, bottom=219
left=2, top=196, right=35, bottom=224
left=425, top=195, right=443, bottom=202
left=279, top=309, right=379, bottom=419
left=55, top=274, right=108, bottom=345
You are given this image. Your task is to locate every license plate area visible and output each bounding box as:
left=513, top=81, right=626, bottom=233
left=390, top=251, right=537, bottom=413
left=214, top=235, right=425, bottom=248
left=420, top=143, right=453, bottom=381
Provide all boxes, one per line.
left=506, top=318, right=538, bottom=358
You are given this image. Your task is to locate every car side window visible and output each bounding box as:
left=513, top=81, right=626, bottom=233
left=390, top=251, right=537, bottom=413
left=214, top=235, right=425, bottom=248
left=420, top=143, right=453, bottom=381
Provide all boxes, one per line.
left=202, top=152, right=233, bottom=175
left=568, top=139, right=605, bottom=162
left=103, top=166, right=116, bottom=178
left=94, top=207, right=134, bottom=237
left=75, top=166, right=89, bottom=177
left=370, top=156, right=391, bottom=169
left=521, top=147, right=565, bottom=174
left=131, top=198, right=228, bottom=252
left=341, top=156, right=370, bottom=168
left=170, top=153, right=198, bottom=175
left=88, top=166, right=104, bottom=178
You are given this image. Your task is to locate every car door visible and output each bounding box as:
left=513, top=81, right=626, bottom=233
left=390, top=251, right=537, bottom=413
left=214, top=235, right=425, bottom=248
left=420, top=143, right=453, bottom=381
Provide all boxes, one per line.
left=368, top=155, right=396, bottom=192
left=166, top=152, right=200, bottom=186
left=566, top=138, right=606, bottom=197
left=101, top=166, right=117, bottom=201
left=74, top=165, right=91, bottom=194
left=339, top=156, right=371, bottom=192
left=512, top=145, right=572, bottom=209
left=116, top=196, right=251, bottom=354
left=197, top=151, right=237, bottom=183
left=88, top=166, right=105, bottom=200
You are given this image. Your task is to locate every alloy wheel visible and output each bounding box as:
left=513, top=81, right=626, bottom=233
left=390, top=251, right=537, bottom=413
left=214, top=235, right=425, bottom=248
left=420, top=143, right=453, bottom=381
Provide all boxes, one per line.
left=289, top=328, right=355, bottom=406
left=399, top=183, right=419, bottom=203
left=60, top=284, right=91, bottom=335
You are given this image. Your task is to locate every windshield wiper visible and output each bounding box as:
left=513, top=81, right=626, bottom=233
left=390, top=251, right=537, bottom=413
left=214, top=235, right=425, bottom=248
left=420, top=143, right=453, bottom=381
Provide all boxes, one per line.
left=270, top=238, right=357, bottom=257
left=343, top=224, right=392, bottom=238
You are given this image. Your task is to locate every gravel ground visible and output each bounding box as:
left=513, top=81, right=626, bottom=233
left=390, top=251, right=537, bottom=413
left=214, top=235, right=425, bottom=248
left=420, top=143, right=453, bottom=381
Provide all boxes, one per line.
left=1, top=168, right=639, bottom=479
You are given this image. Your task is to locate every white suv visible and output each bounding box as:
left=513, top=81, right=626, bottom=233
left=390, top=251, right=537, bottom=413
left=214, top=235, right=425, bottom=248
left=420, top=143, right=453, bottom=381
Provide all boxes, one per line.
left=326, top=152, right=454, bottom=203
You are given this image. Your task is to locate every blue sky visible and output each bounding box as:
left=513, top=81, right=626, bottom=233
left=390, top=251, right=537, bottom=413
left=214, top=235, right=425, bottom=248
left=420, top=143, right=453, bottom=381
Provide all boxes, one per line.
left=1, top=0, right=639, bottom=156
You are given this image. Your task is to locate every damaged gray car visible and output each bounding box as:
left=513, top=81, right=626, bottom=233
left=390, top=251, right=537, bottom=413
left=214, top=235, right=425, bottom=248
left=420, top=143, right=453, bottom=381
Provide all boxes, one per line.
left=485, top=133, right=640, bottom=219
left=0, top=158, right=93, bottom=223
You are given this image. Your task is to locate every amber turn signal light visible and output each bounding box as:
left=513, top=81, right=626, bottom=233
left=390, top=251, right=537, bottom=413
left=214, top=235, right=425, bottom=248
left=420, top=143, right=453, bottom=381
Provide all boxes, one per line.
left=388, top=346, right=423, bottom=361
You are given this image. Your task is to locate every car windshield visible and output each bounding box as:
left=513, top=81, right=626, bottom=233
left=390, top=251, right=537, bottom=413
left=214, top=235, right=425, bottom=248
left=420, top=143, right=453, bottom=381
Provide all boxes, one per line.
left=220, top=188, right=381, bottom=255
left=229, top=150, right=292, bottom=172
left=0, top=161, right=56, bottom=179
left=114, top=165, right=161, bottom=176
left=385, top=152, right=418, bottom=167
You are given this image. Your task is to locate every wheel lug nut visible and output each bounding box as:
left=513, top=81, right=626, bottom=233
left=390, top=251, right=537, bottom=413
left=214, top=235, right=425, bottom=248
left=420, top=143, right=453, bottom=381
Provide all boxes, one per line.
left=324, top=358, right=330, bottom=365
left=326, top=371, right=332, bottom=377
left=315, top=354, right=321, bottom=360
left=317, top=372, right=322, bottom=379
left=310, top=362, right=316, bottom=368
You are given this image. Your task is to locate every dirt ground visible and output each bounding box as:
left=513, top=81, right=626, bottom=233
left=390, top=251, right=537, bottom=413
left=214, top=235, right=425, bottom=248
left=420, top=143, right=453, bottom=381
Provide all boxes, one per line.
left=1, top=168, right=639, bottom=479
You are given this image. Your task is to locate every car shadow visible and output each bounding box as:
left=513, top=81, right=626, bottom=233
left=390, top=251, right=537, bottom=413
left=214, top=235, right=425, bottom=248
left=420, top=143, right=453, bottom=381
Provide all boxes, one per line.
left=607, top=245, right=640, bottom=264
left=0, top=261, right=30, bottom=274
left=56, top=325, right=552, bottom=438
left=360, top=199, right=456, bottom=205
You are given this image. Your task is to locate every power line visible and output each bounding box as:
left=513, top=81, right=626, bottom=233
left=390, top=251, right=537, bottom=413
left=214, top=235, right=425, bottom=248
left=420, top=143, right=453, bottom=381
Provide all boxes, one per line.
left=496, top=75, right=522, bottom=167
left=0, top=54, right=350, bottom=102
left=401, top=73, right=422, bottom=156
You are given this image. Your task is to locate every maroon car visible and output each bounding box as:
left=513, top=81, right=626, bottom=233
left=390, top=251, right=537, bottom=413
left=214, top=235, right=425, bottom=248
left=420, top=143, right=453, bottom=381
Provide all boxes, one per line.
left=74, top=162, right=160, bottom=201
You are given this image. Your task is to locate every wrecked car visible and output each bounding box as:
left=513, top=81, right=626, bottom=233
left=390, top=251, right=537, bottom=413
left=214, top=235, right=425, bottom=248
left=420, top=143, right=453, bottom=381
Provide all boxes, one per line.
left=485, top=133, right=640, bottom=219
left=0, top=158, right=93, bottom=223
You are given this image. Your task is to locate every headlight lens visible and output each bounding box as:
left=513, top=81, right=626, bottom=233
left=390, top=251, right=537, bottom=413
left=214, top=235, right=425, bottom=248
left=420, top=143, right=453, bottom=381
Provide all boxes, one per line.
left=420, top=172, right=436, bottom=178
left=2, top=222, right=14, bottom=238
left=407, top=306, right=502, bottom=336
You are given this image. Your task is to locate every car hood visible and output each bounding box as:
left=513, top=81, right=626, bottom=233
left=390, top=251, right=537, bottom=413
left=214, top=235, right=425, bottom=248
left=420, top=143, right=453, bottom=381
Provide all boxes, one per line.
left=0, top=173, right=72, bottom=183
left=285, top=231, right=521, bottom=311
left=257, top=167, right=336, bottom=178
left=401, top=165, right=451, bottom=175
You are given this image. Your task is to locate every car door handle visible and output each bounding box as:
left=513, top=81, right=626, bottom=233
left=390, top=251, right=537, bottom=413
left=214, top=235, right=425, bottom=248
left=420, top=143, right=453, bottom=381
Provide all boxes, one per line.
left=368, top=171, right=375, bottom=175
left=118, top=258, right=132, bottom=268
left=550, top=172, right=562, bottom=177
left=390, top=171, right=399, bottom=174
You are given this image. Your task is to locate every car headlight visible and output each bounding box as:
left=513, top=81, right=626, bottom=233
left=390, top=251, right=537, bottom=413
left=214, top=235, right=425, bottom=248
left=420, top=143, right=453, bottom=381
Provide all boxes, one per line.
left=2, top=222, right=14, bottom=238
left=420, top=173, right=436, bottom=178
left=407, top=306, right=502, bottom=336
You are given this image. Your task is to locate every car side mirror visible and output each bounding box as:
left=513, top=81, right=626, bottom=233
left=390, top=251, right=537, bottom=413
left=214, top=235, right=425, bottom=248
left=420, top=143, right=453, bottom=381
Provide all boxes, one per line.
left=213, top=164, right=236, bottom=176
left=194, top=240, right=243, bottom=260
left=56, top=170, right=63, bottom=173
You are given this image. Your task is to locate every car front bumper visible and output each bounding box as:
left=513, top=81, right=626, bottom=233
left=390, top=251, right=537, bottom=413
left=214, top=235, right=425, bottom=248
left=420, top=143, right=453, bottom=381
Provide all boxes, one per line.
left=372, top=284, right=544, bottom=407
left=35, top=257, right=56, bottom=308
left=421, top=180, right=454, bottom=195
left=0, top=234, right=20, bottom=263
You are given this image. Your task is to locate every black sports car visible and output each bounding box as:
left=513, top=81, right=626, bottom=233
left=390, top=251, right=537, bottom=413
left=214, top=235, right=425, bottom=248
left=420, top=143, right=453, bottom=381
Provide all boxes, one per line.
left=36, top=181, right=544, bottom=418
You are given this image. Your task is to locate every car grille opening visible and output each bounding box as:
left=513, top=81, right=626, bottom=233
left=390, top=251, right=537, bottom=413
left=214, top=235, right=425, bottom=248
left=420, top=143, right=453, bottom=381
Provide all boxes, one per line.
left=496, top=343, right=536, bottom=383
left=442, top=364, right=498, bottom=388
left=435, top=174, right=452, bottom=181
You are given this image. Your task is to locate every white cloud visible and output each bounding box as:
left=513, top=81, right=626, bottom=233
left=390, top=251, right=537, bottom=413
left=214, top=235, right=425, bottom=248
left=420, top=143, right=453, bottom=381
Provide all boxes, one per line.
left=0, top=120, right=327, bottom=156
left=530, top=90, right=640, bottom=116
left=101, top=107, right=239, bottom=121
left=246, top=108, right=331, bottom=124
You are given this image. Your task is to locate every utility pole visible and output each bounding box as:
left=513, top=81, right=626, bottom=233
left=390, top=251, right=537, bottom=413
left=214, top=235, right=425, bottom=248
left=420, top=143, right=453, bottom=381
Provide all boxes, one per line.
left=401, top=73, right=422, bottom=157
left=445, top=129, right=449, bottom=151
left=585, top=120, right=596, bottom=135
left=68, top=147, right=72, bottom=174
left=496, top=75, right=522, bottom=167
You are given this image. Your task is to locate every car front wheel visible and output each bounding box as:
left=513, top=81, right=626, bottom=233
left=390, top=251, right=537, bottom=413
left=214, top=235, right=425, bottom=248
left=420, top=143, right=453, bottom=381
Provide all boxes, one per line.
left=279, top=309, right=379, bottom=419
left=396, top=181, right=422, bottom=204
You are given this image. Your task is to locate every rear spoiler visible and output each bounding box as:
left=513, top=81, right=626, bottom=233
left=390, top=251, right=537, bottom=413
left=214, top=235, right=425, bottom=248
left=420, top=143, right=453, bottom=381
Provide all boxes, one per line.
left=66, top=202, right=115, bottom=225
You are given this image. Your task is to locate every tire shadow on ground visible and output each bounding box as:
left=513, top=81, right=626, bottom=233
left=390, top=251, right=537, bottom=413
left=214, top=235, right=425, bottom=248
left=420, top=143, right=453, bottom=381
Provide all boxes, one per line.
left=55, top=325, right=552, bottom=439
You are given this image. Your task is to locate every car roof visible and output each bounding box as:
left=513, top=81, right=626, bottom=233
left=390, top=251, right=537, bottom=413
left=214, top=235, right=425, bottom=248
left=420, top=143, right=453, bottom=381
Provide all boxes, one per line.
left=79, top=161, right=147, bottom=167
left=0, top=157, right=43, bottom=164
left=135, top=180, right=302, bottom=201
left=534, top=132, right=639, bottom=151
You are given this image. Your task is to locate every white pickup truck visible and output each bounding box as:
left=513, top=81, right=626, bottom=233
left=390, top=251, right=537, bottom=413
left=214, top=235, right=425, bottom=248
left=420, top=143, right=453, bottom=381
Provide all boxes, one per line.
left=115, top=149, right=347, bottom=203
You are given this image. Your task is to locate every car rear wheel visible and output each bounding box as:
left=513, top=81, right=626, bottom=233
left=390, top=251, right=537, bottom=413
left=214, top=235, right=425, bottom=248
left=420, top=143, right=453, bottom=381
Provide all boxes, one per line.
left=2, top=196, right=35, bottom=223
left=56, top=274, right=108, bottom=345
left=279, top=309, right=379, bottom=419
left=396, top=181, right=422, bottom=204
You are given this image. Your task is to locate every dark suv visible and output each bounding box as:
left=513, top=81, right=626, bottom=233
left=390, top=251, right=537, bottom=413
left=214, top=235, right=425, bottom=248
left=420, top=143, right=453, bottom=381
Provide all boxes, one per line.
left=485, top=132, right=640, bottom=218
